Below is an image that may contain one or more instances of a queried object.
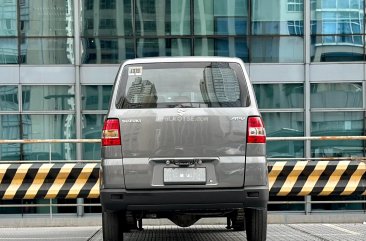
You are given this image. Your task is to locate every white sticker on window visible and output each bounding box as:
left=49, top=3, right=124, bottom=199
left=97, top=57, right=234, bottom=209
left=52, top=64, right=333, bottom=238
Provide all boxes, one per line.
left=128, top=66, right=143, bottom=76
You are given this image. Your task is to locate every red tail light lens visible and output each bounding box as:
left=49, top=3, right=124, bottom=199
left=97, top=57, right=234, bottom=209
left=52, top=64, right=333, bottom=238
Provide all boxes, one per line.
left=247, top=116, right=266, bottom=143
left=102, top=119, right=121, bottom=146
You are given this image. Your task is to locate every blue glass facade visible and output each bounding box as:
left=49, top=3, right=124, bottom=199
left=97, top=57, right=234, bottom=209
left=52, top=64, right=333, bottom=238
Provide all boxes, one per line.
left=0, top=0, right=365, bottom=214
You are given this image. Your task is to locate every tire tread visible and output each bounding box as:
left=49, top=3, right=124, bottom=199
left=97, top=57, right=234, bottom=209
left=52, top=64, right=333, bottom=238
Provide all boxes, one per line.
left=245, top=208, right=267, bottom=241
left=102, top=210, right=124, bottom=241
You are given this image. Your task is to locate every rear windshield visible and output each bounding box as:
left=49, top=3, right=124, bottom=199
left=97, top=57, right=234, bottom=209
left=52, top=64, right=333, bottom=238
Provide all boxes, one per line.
left=115, top=62, right=249, bottom=109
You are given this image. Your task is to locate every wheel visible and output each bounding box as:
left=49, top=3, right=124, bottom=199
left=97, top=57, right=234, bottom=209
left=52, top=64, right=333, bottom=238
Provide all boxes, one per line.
left=245, top=208, right=267, bottom=241
left=231, top=209, right=245, bottom=231
left=102, top=210, right=124, bottom=241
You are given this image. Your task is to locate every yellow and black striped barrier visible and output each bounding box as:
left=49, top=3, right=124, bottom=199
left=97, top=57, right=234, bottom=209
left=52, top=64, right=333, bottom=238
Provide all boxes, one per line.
left=0, top=163, right=99, bottom=200
left=0, top=161, right=365, bottom=200
left=269, top=160, right=366, bottom=196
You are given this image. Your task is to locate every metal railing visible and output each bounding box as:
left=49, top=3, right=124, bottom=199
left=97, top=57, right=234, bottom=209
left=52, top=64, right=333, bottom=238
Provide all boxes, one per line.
left=0, top=139, right=101, bottom=163
left=0, top=137, right=365, bottom=215
left=1, top=136, right=366, bottom=162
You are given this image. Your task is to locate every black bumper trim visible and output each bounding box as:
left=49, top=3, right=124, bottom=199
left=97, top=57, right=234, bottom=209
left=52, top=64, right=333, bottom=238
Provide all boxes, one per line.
left=100, top=187, right=268, bottom=212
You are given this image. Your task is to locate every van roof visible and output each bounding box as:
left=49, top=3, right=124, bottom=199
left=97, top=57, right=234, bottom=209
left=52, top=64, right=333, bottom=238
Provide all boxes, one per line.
left=122, top=56, right=244, bottom=65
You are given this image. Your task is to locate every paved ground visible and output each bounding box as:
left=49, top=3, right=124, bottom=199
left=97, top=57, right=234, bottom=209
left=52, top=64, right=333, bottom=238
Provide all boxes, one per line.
left=0, top=224, right=365, bottom=241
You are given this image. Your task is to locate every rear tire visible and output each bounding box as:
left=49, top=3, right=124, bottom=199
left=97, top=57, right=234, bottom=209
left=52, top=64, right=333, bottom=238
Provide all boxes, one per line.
left=102, top=210, right=124, bottom=241
left=245, top=208, right=267, bottom=241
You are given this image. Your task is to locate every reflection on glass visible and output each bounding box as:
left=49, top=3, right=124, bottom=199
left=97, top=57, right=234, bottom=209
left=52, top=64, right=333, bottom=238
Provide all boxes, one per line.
left=81, top=38, right=134, bottom=64
left=311, top=0, right=364, bottom=62
left=0, top=38, right=18, bottom=64
left=311, top=0, right=363, bottom=35
left=252, top=0, right=304, bottom=35
left=254, top=84, right=304, bottom=109
left=82, top=114, right=105, bottom=160
left=0, top=86, right=18, bottom=111
left=124, top=77, right=158, bottom=108
left=311, top=83, right=362, bottom=108
left=22, top=114, right=76, bottom=160
left=84, top=198, right=102, bottom=213
left=312, top=195, right=365, bottom=211
left=262, top=112, right=304, bottom=158
left=269, top=196, right=305, bottom=211
left=20, top=38, right=74, bottom=64
left=0, top=114, right=76, bottom=161
left=21, top=143, right=76, bottom=161
left=20, top=0, right=74, bottom=36
left=22, top=86, right=75, bottom=111
left=311, top=35, right=364, bottom=62
left=194, top=0, right=248, bottom=35
left=82, top=85, right=112, bottom=110
left=251, top=36, right=304, bottom=63
left=0, top=115, right=20, bottom=161
left=195, top=38, right=249, bottom=62
left=136, top=0, right=190, bottom=36
left=82, top=0, right=133, bottom=36
left=117, top=62, right=245, bottom=109
left=0, top=1, right=17, bottom=36
left=136, top=38, right=191, bottom=57
left=311, top=112, right=364, bottom=157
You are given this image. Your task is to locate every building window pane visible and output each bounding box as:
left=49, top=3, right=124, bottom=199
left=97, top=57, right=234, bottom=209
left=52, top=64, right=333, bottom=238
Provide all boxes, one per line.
left=194, top=0, right=248, bottom=35
left=22, top=114, right=76, bottom=160
left=82, top=85, right=112, bottom=110
left=136, top=38, right=191, bottom=57
left=0, top=114, right=20, bottom=161
left=0, top=86, right=18, bottom=111
left=22, top=86, right=75, bottom=111
left=250, top=36, right=304, bottom=63
left=288, top=0, right=304, bottom=12
left=136, top=0, right=190, bottom=36
left=311, top=112, right=364, bottom=157
left=311, top=35, right=364, bottom=62
left=0, top=1, right=17, bottom=36
left=1, top=114, right=76, bottom=161
left=20, top=0, right=74, bottom=37
left=312, top=195, right=365, bottom=211
left=269, top=196, right=305, bottom=211
left=81, top=0, right=133, bottom=37
left=100, top=0, right=116, bottom=9
left=82, top=114, right=105, bottom=160
left=262, top=112, right=304, bottom=158
left=311, top=83, right=363, bottom=108
left=20, top=38, right=74, bottom=64
left=84, top=198, right=102, bottom=213
left=194, top=38, right=248, bottom=62
left=287, top=20, right=304, bottom=35
left=0, top=38, right=18, bottom=64
left=311, top=0, right=364, bottom=62
left=311, top=0, right=364, bottom=35
left=254, top=84, right=304, bottom=109
left=81, top=38, right=135, bottom=64
left=252, top=0, right=304, bottom=35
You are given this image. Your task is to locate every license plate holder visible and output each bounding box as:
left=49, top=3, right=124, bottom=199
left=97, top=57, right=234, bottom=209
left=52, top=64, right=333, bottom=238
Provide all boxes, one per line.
left=164, top=167, right=206, bottom=184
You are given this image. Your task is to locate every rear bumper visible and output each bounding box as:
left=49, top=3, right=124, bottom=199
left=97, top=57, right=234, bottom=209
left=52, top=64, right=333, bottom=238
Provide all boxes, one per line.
left=100, top=186, right=268, bottom=212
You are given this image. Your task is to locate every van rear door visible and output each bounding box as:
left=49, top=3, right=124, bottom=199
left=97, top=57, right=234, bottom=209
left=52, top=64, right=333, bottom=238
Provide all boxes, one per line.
left=113, top=61, right=255, bottom=190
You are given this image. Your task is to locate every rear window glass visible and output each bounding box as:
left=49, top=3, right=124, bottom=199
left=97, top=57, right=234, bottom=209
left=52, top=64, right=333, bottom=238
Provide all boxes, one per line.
left=115, top=62, right=249, bottom=109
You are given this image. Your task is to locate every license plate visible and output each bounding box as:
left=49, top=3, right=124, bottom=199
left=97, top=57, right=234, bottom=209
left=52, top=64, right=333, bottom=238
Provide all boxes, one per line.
left=164, top=168, right=206, bottom=184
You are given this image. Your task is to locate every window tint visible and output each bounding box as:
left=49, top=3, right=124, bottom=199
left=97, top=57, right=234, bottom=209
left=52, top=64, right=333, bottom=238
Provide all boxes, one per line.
left=116, top=62, right=249, bottom=109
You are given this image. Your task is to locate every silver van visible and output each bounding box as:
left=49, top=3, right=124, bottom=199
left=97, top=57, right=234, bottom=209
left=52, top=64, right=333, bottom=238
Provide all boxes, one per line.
left=100, top=57, right=268, bottom=241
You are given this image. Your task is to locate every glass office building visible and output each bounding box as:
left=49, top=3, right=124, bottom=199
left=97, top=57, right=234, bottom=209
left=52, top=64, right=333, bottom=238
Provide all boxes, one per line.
left=0, top=0, right=365, bottom=214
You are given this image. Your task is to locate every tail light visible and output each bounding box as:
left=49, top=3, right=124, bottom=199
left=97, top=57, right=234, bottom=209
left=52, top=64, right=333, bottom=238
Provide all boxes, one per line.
left=102, top=119, right=121, bottom=146
left=247, top=116, right=266, bottom=143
